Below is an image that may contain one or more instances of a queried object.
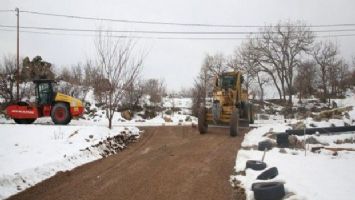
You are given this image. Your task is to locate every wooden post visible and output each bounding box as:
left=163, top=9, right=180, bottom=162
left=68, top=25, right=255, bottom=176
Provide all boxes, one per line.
left=15, top=7, right=20, bottom=101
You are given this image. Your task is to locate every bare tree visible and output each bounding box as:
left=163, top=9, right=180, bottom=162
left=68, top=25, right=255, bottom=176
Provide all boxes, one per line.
left=197, top=53, right=230, bottom=103
left=60, top=67, right=72, bottom=82
left=203, top=53, right=229, bottom=77
left=249, top=21, right=314, bottom=104
left=254, top=71, right=270, bottom=102
left=0, top=55, right=17, bottom=103
left=294, top=61, right=317, bottom=101
left=191, top=79, right=205, bottom=116
left=95, top=30, right=143, bottom=129
left=312, top=41, right=339, bottom=102
left=178, top=87, right=192, bottom=98
left=229, top=40, right=266, bottom=94
left=231, top=40, right=271, bottom=102
left=143, top=78, right=167, bottom=106
left=334, top=59, right=351, bottom=97
left=71, top=64, right=83, bottom=85
left=121, top=78, right=144, bottom=111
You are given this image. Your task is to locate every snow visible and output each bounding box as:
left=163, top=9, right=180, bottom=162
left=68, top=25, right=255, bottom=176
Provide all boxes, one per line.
left=0, top=124, right=139, bottom=199
left=162, top=97, right=192, bottom=109
left=232, top=91, right=355, bottom=200
left=0, top=84, right=197, bottom=199
left=241, top=124, right=291, bottom=147
left=235, top=147, right=355, bottom=200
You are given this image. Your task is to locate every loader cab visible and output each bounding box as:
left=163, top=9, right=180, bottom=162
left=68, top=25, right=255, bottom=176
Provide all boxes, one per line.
left=34, top=80, right=56, bottom=106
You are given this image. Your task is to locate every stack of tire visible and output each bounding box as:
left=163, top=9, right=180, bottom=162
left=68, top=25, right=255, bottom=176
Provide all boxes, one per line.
left=246, top=160, right=285, bottom=200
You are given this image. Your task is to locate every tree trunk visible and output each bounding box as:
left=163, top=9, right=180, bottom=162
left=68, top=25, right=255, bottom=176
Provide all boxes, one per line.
left=108, top=118, right=112, bottom=129
left=269, top=73, right=282, bottom=100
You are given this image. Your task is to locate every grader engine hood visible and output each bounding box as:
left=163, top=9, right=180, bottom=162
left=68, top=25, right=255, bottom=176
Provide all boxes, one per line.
left=55, top=93, right=84, bottom=117
left=213, top=89, right=235, bottom=106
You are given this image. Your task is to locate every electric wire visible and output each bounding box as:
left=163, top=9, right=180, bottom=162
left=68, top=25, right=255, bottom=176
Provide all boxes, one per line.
left=0, top=10, right=14, bottom=13
left=1, top=24, right=355, bottom=35
left=19, top=10, right=355, bottom=28
left=1, top=28, right=355, bottom=40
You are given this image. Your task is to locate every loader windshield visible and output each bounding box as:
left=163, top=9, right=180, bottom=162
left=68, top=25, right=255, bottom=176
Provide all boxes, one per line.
left=36, top=82, right=53, bottom=105
left=220, top=75, right=236, bottom=89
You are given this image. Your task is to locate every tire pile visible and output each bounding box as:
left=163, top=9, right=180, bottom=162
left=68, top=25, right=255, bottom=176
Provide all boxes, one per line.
left=245, top=160, right=285, bottom=200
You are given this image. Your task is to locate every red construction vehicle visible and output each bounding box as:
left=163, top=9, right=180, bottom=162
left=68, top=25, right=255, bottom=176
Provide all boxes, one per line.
left=6, top=79, right=84, bottom=124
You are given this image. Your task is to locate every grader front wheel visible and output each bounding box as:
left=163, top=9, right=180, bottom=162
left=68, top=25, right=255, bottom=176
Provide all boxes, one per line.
left=230, top=110, right=239, bottom=137
left=198, top=107, right=208, bottom=134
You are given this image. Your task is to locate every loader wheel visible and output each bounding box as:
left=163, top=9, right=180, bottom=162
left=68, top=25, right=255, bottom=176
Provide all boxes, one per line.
left=51, top=103, right=71, bottom=125
left=198, top=107, right=208, bottom=134
left=230, top=110, right=239, bottom=137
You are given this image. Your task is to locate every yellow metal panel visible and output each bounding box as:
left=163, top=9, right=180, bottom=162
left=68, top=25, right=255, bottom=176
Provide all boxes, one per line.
left=55, top=92, right=83, bottom=108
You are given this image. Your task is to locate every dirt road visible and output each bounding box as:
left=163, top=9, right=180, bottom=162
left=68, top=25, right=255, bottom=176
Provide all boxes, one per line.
left=9, top=126, right=247, bottom=200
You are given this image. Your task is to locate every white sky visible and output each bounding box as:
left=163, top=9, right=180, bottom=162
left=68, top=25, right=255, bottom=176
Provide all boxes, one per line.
left=1, top=0, right=355, bottom=91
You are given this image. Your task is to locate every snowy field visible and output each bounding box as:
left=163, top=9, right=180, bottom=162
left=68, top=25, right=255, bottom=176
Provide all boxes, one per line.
left=231, top=93, right=355, bottom=200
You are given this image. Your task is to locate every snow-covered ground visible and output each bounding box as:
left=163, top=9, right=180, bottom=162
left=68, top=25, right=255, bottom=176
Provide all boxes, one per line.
left=232, top=92, right=355, bottom=200
left=0, top=124, right=139, bottom=199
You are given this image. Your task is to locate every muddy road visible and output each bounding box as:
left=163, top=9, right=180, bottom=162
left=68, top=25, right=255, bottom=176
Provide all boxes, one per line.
left=9, top=126, right=248, bottom=200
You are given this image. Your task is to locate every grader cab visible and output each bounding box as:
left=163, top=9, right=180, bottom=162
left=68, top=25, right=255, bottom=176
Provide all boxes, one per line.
left=198, top=71, right=254, bottom=136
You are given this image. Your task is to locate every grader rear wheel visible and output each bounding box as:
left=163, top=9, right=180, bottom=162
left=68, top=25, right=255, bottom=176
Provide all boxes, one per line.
left=249, top=104, right=254, bottom=124
left=198, top=107, right=208, bottom=134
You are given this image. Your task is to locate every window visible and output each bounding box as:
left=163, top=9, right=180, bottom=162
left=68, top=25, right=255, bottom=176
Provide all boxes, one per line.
left=220, top=75, right=236, bottom=89
left=37, top=83, right=52, bottom=105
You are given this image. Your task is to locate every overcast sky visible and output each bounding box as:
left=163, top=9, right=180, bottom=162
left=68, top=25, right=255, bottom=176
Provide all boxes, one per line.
left=1, top=0, right=355, bottom=91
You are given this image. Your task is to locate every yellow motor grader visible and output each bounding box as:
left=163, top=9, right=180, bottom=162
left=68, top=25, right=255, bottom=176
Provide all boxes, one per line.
left=198, top=71, right=254, bottom=136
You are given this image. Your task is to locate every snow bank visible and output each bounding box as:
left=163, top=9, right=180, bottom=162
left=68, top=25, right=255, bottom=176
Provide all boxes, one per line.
left=0, top=124, right=139, bottom=199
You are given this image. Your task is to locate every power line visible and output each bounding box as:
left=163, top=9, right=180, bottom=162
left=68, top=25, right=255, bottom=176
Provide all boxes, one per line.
left=0, top=28, right=248, bottom=40
left=319, top=34, right=355, bottom=38
left=2, top=24, right=355, bottom=35
left=0, top=10, right=13, bottom=12
left=1, top=28, right=355, bottom=40
left=20, top=10, right=355, bottom=28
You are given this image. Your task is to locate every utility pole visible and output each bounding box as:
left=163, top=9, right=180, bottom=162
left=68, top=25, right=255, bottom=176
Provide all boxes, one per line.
left=15, top=7, right=20, bottom=101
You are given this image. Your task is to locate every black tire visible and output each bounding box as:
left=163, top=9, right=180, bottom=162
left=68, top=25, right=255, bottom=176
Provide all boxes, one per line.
left=252, top=182, right=285, bottom=200
left=257, top=167, right=279, bottom=180
left=276, top=133, right=289, bottom=147
left=246, top=160, right=267, bottom=171
left=249, top=104, right=254, bottom=124
left=14, top=118, right=36, bottom=124
left=14, top=119, right=24, bottom=124
left=230, top=109, right=239, bottom=137
left=244, top=103, right=250, bottom=120
left=51, top=103, right=71, bottom=125
left=198, top=107, right=208, bottom=134
left=258, top=140, right=273, bottom=151
left=17, top=101, right=29, bottom=106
